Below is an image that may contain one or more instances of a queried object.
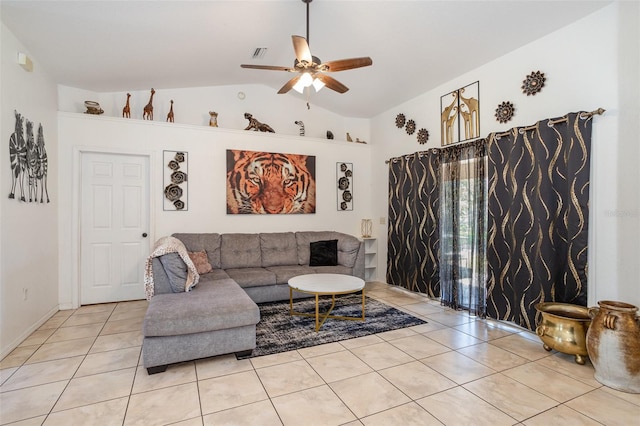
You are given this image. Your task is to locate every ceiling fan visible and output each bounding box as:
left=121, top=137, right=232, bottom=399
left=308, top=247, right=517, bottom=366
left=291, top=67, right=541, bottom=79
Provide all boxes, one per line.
left=240, top=0, right=373, bottom=95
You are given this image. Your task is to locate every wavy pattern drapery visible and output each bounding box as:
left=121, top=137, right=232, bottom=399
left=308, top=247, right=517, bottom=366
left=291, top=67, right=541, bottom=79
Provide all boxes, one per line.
left=486, top=112, right=592, bottom=330
left=387, top=151, right=440, bottom=297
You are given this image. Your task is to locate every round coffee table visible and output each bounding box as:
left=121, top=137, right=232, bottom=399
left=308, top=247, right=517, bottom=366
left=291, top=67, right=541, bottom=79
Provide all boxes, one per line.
left=288, top=273, right=366, bottom=331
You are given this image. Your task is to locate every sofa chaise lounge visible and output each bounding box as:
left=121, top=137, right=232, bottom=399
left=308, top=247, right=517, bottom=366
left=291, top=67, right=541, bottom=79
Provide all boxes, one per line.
left=142, top=231, right=365, bottom=373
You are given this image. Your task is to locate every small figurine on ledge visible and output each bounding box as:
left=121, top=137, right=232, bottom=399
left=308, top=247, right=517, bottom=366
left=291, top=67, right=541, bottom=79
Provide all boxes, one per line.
left=244, top=113, right=275, bottom=133
left=356, top=138, right=367, bottom=144
left=122, top=93, right=131, bottom=118
left=346, top=132, right=353, bottom=142
left=143, top=88, right=155, bottom=120
left=84, top=101, right=104, bottom=115
left=295, top=120, right=305, bottom=136
left=166, top=100, right=174, bottom=123
left=209, top=111, right=218, bottom=127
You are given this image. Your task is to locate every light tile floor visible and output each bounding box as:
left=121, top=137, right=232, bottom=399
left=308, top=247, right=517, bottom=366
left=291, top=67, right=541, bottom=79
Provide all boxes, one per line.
left=1, top=282, right=638, bottom=425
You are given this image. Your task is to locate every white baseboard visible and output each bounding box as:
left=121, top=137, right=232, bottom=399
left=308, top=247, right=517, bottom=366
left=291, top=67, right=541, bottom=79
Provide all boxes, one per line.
left=0, top=306, right=61, bottom=360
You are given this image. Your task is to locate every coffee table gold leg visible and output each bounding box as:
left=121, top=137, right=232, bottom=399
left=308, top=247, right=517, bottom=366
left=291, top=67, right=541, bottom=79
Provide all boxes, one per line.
left=315, top=294, right=319, bottom=331
left=289, top=287, right=293, bottom=316
left=362, top=290, right=366, bottom=320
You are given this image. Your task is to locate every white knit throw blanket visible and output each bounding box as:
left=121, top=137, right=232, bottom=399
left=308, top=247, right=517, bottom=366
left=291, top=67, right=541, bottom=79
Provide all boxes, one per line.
left=144, top=236, right=199, bottom=300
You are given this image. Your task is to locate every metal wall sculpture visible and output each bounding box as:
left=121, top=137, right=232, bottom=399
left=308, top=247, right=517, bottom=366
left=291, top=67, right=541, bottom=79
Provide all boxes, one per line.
left=337, top=162, right=353, bottom=211
left=8, top=110, right=50, bottom=203
left=163, top=150, right=188, bottom=211
left=226, top=149, right=316, bottom=214
left=440, top=81, right=480, bottom=146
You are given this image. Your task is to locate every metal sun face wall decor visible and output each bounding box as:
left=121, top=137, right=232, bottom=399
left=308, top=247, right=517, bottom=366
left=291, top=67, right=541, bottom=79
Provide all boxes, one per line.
left=440, top=81, right=480, bottom=146
left=8, top=110, right=50, bottom=203
left=163, top=151, right=188, bottom=211
left=337, top=162, right=353, bottom=211
left=226, top=149, right=316, bottom=214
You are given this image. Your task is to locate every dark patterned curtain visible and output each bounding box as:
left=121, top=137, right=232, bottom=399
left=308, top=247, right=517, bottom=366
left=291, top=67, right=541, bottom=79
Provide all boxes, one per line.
left=486, top=112, right=592, bottom=330
left=440, top=139, right=487, bottom=316
left=387, top=151, right=440, bottom=297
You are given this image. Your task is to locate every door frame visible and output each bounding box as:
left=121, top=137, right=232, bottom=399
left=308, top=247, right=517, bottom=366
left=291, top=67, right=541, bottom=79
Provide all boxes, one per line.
left=71, top=146, right=157, bottom=308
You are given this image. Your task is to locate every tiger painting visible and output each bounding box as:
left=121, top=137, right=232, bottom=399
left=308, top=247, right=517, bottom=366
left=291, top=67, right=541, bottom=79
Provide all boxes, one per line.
left=226, top=150, right=316, bottom=214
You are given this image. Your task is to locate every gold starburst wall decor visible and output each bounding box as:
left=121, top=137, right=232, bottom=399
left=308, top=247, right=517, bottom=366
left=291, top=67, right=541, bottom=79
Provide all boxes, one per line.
left=495, top=101, right=515, bottom=123
left=417, top=128, right=429, bottom=144
left=522, top=71, right=545, bottom=96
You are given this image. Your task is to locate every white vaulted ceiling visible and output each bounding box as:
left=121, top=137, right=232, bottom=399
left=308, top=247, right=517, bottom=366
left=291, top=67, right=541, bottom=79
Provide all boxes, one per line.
left=1, top=0, right=611, bottom=118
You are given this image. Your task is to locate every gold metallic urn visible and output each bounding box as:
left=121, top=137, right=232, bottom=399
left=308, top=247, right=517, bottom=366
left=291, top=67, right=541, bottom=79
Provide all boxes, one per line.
left=535, top=302, right=591, bottom=365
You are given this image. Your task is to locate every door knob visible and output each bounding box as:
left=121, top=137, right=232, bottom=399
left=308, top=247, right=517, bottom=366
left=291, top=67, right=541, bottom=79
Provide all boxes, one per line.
left=142, top=233, right=148, bottom=238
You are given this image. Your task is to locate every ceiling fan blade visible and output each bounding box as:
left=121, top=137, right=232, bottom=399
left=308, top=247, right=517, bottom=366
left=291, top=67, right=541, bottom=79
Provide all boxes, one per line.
left=315, top=74, right=349, bottom=94
left=292, top=35, right=312, bottom=64
left=320, top=57, right=373, bottom=72
left=277, top=75, right=302, bottom=94
left=241, top=64, right=295, bottom=72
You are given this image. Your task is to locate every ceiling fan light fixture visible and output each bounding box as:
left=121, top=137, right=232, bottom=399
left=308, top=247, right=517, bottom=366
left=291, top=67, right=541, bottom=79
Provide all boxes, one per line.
left=299, top=72, right=313, bottom=87
left=312, top=77, right=325, bottom=92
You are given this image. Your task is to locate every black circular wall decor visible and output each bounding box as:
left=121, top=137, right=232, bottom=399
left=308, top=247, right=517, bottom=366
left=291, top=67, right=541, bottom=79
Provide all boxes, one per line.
left=522, top=71, right=545, bottom=96
left=395, top=113, right=406, bottom=128
left=495, top=101, right=515, bottom=123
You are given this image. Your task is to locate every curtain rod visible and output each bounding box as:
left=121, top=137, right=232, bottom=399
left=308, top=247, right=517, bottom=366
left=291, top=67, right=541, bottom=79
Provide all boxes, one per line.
left=494, top=108, right=605, bottom=138
left=385, top=108, right=605, bottom=164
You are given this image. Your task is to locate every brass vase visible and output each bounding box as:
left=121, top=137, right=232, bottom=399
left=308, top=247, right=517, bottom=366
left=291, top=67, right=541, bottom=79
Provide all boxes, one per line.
left=534, top=302, right=591, bottom=365
left=586, top=300, right=640, bottom=393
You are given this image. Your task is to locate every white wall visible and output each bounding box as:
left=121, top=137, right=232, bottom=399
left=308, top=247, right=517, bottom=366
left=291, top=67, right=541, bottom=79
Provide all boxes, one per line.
left=1, top=23, right=59, bottom=358
left=370, top=3, right=640, bottom=307
left=57, top=114, right=373, bottom=308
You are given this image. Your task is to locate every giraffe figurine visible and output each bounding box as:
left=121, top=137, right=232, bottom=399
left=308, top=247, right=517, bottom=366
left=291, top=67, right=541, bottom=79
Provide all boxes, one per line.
left=166, top=100, right=174, bottom=123
left=143, top=88, right=155, bottom=120
left=122, top=93, right=131, bottom=118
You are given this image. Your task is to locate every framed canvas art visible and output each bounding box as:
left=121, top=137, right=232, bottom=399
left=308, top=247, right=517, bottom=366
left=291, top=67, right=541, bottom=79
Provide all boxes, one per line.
left=226, top=149, right=316, bottom=214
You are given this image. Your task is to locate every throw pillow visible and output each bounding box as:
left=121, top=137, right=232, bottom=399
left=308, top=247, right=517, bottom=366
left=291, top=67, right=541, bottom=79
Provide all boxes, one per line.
left=188, top=250, right=213, bottom=274
left=158, top=253, right=189, bottom=293
left=309, top=239, right=338, bottom=266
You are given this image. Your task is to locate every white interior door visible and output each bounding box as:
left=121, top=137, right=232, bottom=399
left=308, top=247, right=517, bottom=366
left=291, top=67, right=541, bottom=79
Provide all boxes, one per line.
left=81, top=152, right=150, bottom=304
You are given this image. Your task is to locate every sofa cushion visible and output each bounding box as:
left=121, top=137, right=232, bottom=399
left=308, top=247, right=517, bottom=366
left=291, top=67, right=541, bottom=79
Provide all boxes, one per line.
left=143, top=279, right=259, bottom=337
left=260, top=232, right=298, bottom=267
left=225, top=267, right=276, bottom=288
left=173, top=233, right=221, bottom=269
left=336, top=235, right=361, bottom=268
left=151, top=257, right=173, bottom=294
left=221, top=234, right=262, bottom=269
left=188, top=250, right=213, bottom=274
left=158, top=253, right=189, bottom=293
left=265, top=265, right=316, bottom=284
left=198, top=269, right=231, bottom=282
left=309, top=240, right=338, bottom=266
left=296, top=231, right=361, bottom=267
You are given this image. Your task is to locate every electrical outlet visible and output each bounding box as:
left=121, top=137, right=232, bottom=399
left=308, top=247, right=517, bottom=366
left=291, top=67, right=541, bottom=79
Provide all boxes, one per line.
left=379, top=216, right=386, bottom=225
left=23, top=288, right=28, bottom=301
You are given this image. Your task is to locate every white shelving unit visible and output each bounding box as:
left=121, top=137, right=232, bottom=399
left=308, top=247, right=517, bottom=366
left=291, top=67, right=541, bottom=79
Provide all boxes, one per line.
left=363, top=238, right=377, bottom=282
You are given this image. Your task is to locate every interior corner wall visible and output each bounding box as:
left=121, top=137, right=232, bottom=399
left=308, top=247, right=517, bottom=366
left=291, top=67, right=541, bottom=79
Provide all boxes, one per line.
left=1, top=23, right=59, bottom=358
left=57, top=114, right=373, bottom=308
left=370, top=4, right=639, bottom=308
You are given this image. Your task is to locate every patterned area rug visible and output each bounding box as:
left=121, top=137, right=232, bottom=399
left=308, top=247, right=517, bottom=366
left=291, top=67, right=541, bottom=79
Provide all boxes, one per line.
left=237, top=294, right=426, bottom=359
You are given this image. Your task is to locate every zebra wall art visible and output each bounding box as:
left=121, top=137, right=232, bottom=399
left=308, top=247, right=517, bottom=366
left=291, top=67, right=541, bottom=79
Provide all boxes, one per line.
left=8, top=110, right=50, bottom=203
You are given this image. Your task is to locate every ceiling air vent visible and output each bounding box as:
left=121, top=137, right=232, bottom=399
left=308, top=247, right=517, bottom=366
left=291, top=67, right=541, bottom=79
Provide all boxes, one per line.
left=252, top=47, right=268, bottom=60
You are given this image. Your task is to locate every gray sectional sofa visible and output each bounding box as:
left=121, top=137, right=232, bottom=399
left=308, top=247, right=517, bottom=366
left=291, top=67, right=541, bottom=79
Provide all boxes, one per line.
left=142, top=231, right=365, bottom=374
